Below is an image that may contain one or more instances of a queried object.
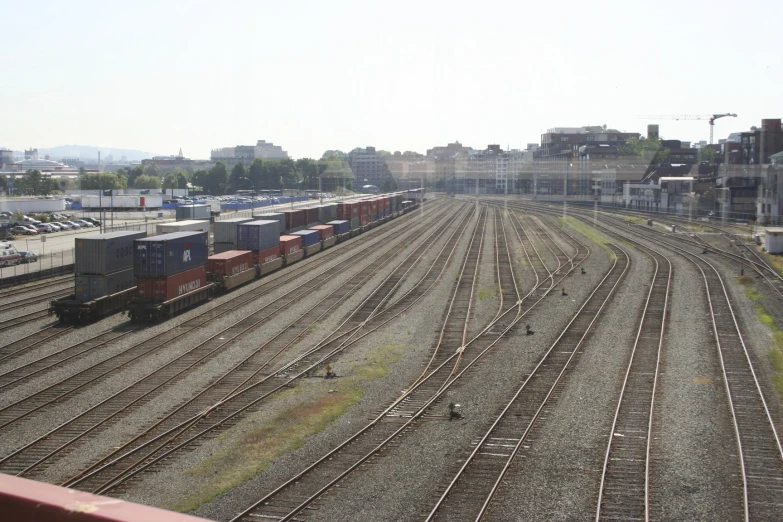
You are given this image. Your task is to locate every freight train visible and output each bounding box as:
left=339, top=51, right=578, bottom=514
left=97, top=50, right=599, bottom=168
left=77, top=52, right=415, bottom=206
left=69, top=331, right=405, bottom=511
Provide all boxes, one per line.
left=50, top=191, right=423, bottom=324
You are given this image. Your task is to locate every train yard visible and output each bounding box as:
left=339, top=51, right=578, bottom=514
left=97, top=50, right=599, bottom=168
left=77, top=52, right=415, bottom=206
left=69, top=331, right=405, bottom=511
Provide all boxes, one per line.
left=1, top=195, right=783, bottom=521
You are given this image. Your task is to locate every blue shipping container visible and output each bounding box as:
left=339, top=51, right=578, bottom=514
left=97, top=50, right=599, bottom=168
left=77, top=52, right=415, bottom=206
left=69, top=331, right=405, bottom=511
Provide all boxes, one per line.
left=326, top=220, right=350, bottom=235
left=290, top=229, right=321, bottom=247
left=134, top=231, right=208, bottom=278
left=237, top=220, right=279, bottom=251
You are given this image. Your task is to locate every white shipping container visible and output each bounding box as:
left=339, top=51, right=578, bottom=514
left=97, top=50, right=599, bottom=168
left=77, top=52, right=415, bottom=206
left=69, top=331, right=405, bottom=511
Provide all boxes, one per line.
left=80, top=195, right=163, bottom=209
left=156, top=219, right=211, bottom=236
left=0, top=197, right=67, bottom=213
left=214, top=218, right=254, bottom=244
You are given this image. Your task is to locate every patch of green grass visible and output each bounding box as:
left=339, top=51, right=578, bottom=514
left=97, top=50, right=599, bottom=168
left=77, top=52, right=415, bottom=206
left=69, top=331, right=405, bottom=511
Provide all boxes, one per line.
left=761, top=251, right=783, bottom=279
left=741, top=282, right=783, bottom=401
left=170, top=343, right=405, bottom=513
left=558, top=216, right=616, bottom=259
left=477, top=286, right=497, bottom=301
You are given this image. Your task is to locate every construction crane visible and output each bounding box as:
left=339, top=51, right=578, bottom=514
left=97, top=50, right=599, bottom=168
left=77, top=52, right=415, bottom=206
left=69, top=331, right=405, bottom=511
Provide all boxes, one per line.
left=638, top=113, right=737, bottom=144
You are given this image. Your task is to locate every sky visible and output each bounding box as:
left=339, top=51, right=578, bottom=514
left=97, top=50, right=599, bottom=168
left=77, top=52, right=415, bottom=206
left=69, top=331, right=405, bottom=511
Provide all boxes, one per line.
left=3, top=0, right=781, bottom=159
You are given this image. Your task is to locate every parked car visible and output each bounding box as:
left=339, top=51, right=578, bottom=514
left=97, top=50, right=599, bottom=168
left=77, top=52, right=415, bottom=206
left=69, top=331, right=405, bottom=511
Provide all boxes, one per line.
left=34, top=224, right=53, bottom=233
left=53, top=222, right=73, bottom=230
left=19, top=251, right=38, bottom=264
left=0, top=242, right=22, bottom=267
left=73, top=219, right=95, bottom=228
left=61, top=220, right=81, bottom=229
left=46, top=223, right=62, bottom=232
left=82, top=217, right=101, bottom=226
left=12, top=225, right=38, bottom=235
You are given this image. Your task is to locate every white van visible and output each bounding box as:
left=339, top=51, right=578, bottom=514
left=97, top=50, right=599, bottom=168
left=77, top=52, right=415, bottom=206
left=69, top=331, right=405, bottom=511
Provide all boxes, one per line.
left=0, top=241, right=22, bottom=267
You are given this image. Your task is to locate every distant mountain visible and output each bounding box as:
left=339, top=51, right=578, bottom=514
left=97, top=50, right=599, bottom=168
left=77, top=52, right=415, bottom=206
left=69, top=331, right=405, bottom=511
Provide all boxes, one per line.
left=37, top=145, right=159, bottom=162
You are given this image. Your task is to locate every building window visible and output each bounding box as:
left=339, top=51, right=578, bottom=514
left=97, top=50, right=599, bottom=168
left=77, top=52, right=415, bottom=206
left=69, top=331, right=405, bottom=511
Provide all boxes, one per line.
left=561, top=137, right=569, bottom=142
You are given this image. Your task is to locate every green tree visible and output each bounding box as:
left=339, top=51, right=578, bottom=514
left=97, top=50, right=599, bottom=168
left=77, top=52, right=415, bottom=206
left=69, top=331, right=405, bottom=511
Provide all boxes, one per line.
left=175, top=169, right=189, bottom=189
left=133, top=174, right=162, bottom=189
left=204, top=161, right=229, bottom=195
left=0, top=174, right=8, bottom=191
left=15, top=169, right=57, bottom=195
left=142, top=162, right=161, bottom=177
left=230, top=162, right=247, bottom=193
left=127, top=166, right=144, bottom=187
left=79, top=172, right=127, bottom=191
left=700, top=147, right=716, bottom=163
left=192, top=169, right=209, bottom=192
left=163, top=173, right=177, bottom=191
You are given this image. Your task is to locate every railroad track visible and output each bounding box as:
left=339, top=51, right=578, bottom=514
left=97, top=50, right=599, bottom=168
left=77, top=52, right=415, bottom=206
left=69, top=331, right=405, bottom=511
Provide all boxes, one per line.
left=0, top=202, right=450, bottom=420
left=228, top=205, right=590, bottom=522
left=0, top=310, right=54, bottom=331
left=53, top=204, right=473, bottom=490
left=0, top=275, right=73, bottom=298
left=0, top=203, right=461, bottom=474
left=61, top=203, right=476, bottom=494
left=426, top=244, right=628, bottom=521
left=0, top=287, right=70, bottom=314
left=595, top=238, right=672, bottom=520
left=500, top=199, right=783, bottom=520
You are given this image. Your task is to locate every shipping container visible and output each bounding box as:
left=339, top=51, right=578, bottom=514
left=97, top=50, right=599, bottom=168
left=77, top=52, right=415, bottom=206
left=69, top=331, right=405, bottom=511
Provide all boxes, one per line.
left=281, top=209, right=307, bottom=231
left=176, top=205, right=212, bottom=221
left=213, top=242, right=236, bottom=254
left=360, top=201, right=370, bottom=218
left=253, top=212, right=285, bottom=234
left=350, top=218, right=360, bottom=230
left=136, top=266, right=207, bottom=303
left=317, top=204, right=337, bottom=223
left=309, top=225, right=334, bottom=240
left=279, top=235, right=302, bottom=256
left=214, top=218, right=255, bottom=244
left=254, top=245, right=280, bottom=265
left=237, top=220, right=279, bottom=251
left=134, top=231, right=209, bottom=278
left=326, top=220, right=350, bottom=235
left=75, top=268, right=136, bottom=302
left=75, top=230, right=147, bottom=275
left=80, top=195, right=163, bottom=209
left=207, top=250, right=254, bottom=278
left=290, top=229, right=320, bottom=247
left=156, top=219, right=210, bottom=236
left=337, top=201, right=360, bottom=220
left=305, top=207, right=319, bottom=225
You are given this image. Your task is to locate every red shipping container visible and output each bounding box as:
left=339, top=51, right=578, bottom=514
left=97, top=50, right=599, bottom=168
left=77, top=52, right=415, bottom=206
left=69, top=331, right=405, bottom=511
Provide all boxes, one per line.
left=306, top=207, right=319, bottom=225
left=279, top=235, right=303, bottom=256
left=136, top=266, right=206, bottom=303
left=309, top=225, right=334, bottom=240
left=370, top=199, right=378, bottom=214
left=282, top=209, right=307, bottom=230
left=360, top=215, right=371, bottom=226
left=208, top=250, right=254, bottom=278
left=254, top=246, right=280, bottom=265
left=360, top=201, right=370, bottom=217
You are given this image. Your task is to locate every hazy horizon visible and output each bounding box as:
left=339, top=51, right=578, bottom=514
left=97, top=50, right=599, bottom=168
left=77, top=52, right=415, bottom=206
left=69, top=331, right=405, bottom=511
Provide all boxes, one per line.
left=4, top=0, right=781, bottom=159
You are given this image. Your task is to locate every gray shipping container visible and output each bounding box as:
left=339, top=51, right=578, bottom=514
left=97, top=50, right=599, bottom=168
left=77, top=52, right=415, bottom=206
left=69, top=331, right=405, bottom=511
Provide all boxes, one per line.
left=214, top=218, right=254, bottom=244
left=237, top=220, right=279, bottom=251
left=253, top=213, right=285, bottom=234
left=213, top=242, right=236, bottom=254
left=317, top=204, right=337, bottom=223
left=75, top=230, right=147, bottom=275
left=176, top=205, right=212, bottom=221
left=156, top=219, right=211, bottom=236
left=75, top=267, right=136, bottom=302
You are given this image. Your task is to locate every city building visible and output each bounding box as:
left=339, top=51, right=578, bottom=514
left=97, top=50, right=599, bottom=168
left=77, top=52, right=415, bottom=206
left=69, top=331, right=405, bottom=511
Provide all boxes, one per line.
left=0, top=149, right=13, bottom=169
left=453, top=145, right=523, bottom=194
left=141, top=149, right=212, bottom=174
left=537, top=126, right=641, bottom=159
left=386, top=152, right=434, bottom=190
left=211, top=140, right=289, bottom=170
left=347, top=147, right=394, bottom=189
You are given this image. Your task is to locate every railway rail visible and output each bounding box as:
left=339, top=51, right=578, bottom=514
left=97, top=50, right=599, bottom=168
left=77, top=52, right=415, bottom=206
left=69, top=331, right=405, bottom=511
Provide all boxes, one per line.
left=57, top=204, right=474, bottom=491
left=426, top=244, right=628, bottom=521
left=227, top=209, right=590, bottom=522
left=59, top=203, right=477, bottom=494
left=497, top=199, right=783, bottom=520
left=0, top=203, right=462, bottom=477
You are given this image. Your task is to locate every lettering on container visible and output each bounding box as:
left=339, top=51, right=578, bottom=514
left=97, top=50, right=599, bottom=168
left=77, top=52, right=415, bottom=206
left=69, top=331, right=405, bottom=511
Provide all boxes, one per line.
left=231, top=262, right=249, bottom=275
left=183, top=250, right=191, bottom=262
left=178, top=278, right=201, bottom=296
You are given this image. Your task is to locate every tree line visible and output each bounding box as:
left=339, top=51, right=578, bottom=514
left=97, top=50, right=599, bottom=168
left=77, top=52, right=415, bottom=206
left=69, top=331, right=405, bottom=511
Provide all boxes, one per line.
left=2, top=156, right=356, bottom=196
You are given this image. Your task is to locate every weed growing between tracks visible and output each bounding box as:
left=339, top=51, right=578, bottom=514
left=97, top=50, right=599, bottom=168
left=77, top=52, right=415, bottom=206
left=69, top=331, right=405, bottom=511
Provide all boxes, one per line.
left=558, top=216, right=616, bottom=259
left=738, top=277, right=783, bottom=400
left=477, top=286, right=497, bottom=301
left=169, top=342, right=406, bottom=513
